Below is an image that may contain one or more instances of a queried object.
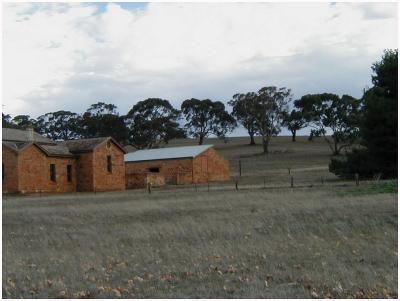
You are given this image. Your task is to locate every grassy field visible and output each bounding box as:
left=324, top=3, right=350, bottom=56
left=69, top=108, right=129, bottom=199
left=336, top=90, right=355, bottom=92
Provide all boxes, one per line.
left=2, top=136, right=398, bottom=298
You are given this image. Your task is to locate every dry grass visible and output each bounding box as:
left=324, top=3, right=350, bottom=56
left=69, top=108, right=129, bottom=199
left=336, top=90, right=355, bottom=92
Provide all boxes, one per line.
left=2, top=136, right=398, bottom=298
left=3, top=186, right=397, bottom=298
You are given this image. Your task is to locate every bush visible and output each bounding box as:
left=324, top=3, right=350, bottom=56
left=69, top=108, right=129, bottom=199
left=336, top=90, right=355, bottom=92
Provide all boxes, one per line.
left=329, top=148, right=377, bottom=179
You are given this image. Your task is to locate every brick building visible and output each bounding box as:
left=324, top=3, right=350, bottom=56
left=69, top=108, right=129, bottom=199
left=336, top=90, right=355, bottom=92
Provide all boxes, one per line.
left=124, top=145, right=230, bottom=188
left=2, top=128, right=125, bottom=193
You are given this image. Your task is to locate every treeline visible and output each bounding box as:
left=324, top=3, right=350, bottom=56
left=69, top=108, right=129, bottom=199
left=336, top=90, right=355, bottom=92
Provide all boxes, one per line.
left=1, top=89, right=361, bottom=154
left=3, top=50, right=397, bottom=178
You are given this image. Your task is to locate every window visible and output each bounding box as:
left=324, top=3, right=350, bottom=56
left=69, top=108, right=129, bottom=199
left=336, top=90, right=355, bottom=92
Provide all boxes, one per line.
left=67, top=165, right=72, bottom=182
left=149, top=167, right=160, bottom=173
left=107, top=155, right=112, bottom=173
left=50, top=164, right=56, bottom=182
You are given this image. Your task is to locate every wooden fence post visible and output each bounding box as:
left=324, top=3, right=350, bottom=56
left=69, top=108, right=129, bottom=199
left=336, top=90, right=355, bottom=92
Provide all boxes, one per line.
left=355, top=173, right=359, bottom=186
left=290, top=176, right=294, bottom=188
left=288, top=168, right=291, bottom=175
left=235, top=179, right=239, bottom=191
left=147, top=183, right=152, bottom=194
left=239, top=160, right=242, bottom=177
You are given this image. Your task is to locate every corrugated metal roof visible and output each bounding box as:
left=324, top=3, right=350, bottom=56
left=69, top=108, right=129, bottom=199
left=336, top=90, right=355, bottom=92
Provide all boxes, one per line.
left=124, top=145, right=213, bottom=162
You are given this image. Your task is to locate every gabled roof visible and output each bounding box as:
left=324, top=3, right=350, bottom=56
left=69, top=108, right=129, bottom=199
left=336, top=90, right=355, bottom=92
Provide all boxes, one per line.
left=2, top=128, right=54, bottom=144
left=2, top=141, right=31, bottom=152
left=37, top=144, right=73, bottom=157
left=124, top=144, right=137, bottom=153
left=60, top=137, right=126, bottom=154
left=124, top=144, right=213, bottom=162
left=2, top=141, right=73, bottom=157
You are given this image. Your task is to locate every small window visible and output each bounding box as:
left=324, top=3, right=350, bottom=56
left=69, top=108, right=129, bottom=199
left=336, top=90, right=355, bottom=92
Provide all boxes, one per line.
left=107, top=155, right=112, bottom=173
left=67, top=165, right=72, bottom=182
left=149, top=167, right=160, bottom=173
left=50, top=164, right=56, bottom=182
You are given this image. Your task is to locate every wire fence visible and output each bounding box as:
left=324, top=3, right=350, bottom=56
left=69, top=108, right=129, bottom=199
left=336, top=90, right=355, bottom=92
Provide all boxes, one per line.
left=142, top=171, right=396, bottom=195
left=4, top=169, right=395, bottom=199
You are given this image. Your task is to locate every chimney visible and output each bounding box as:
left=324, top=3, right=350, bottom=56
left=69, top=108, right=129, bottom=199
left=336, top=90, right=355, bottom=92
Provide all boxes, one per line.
left=26, top=126, right=34, bottom=141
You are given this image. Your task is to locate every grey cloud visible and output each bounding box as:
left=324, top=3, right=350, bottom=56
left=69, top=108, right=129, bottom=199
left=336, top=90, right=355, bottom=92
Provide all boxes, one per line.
left=351, top=3, right=397, bottom=20
left=21, top=46, right=377, bottom=123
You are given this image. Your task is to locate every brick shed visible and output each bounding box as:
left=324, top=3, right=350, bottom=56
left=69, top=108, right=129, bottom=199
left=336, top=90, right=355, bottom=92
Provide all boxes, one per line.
left=124, top=145, right=230, bottom=188
left=2, top=128, right=126, bottom=194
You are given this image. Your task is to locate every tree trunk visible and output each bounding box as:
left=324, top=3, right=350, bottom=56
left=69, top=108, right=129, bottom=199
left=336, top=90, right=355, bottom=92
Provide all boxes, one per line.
left=262, top=136, right=269, bottom=154
left=291, top=130, right=296, bottom=142
left=198, top=135, right=204, bottom=145
left=333, top=138, right=339, bottom=155
left=249, top=132, right=256, bottom=145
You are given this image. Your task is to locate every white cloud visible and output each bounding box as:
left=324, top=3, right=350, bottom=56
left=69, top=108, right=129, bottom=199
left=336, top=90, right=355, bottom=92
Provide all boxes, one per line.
left=2, top=2, right=398, bottom=122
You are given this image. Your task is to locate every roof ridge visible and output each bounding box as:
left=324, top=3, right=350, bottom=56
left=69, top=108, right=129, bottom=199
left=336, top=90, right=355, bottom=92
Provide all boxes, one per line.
left=135, top=144, right=213, bottom=152
left=125, top=144, right=213, bottom=162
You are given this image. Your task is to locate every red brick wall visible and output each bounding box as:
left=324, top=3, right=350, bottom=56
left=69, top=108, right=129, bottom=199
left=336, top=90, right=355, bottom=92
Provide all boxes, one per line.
left=16, top=145, right=76, bottom=193
left=125, top=157, right=193, bottom=188
left=193, top=148, right=230, bottom=183
left=92, top=140, right=125, bottom=192
left=45, top=156, right=77, bottom=193
left=2, top=146, right=19, bottom=193
left=126, top=173, right=165, bottom=189
left=125, top=147, right=230, bottom=188
left=126, top=173, right=147, bottom=189
left=75, top=153, right=94, bottom=192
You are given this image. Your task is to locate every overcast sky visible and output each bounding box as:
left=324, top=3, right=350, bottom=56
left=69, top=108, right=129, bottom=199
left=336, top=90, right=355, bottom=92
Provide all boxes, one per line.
left=2, top=1, right=398, bottom=135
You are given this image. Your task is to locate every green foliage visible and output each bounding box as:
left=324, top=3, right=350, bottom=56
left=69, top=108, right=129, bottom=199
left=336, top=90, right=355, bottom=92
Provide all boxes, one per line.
left=36, top=111, right=82, bottom=141
left=282, top=109, right=307, bottom=142
left=11, top=115, right=36, bottom=129
left=125, top=98, right=184, bottom=149
left=2, top=113, right=13, bottom=128
left=338, top=181, right=397, bottom=196
left=360, top=49, right=398, bottom=178
left=2, top=113, right=37, bottom=130
left=81, top=102, right=129, bottom=143
left=181, top=98, right=236, bottom=145
left=85, top=102, right=118, bottom=116
left=253, top=86, right=292, bottom=153
left=361, top=88, right=397, bottom=176
left=331, top=49, right=398, bottom=179
left=295, top=93, right=361, bottom=155
left=371, top=49, right=398, bottom=99
left=228, top=92, right=258, bottom=145
left=329, top=148, right=375, bottom=179
left=308, top=129, right=321, bottom=141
